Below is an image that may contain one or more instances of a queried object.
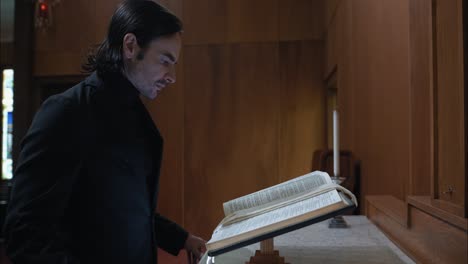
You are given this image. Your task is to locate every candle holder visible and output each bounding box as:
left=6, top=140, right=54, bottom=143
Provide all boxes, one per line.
left=328, top=215, right=349, bottom=228
left=328, top=176, right=349, bottom=229
left=330, top=176, right=346, bottom=185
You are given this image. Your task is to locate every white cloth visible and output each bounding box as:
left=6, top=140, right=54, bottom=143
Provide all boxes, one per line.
left=201, top=216, right=414, bottom=264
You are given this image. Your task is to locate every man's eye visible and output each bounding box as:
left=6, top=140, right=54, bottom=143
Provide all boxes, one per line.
left=161, top=57, right=172, bottom=65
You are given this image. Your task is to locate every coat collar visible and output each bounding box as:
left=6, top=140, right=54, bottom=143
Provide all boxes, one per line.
left=86, top=71, right=141, bottom=108
left=85, top=71, right=163, bottom=141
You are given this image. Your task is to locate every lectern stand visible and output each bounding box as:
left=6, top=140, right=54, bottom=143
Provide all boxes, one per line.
left=246, top=238, right=289, bottom=264
left=329, top=176, right=349, bottom=229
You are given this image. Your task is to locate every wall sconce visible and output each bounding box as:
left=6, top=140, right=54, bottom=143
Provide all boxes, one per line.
left=34, top=0, right=62, bottom=30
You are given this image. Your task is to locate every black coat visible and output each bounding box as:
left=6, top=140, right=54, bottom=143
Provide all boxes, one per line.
left=3, top=72, right=188, bottom=264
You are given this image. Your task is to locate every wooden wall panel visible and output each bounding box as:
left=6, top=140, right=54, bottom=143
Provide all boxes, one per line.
left=155, top=0, right=183, bottom=18
left=183, top=44, right=280, bottom=238
left=94, top=0, right=121, bottom=44
left=327, top=0, right=415, bottom=205
left=34, top=52, right=85, bottom=76
left=344, top=0, right=411, bottom=201
left=279, top=0, right=324, bottom=41
left=0, top=41, right=13, bottom=66
left=35, top=0, right=94, bottom=53
left=34, top=0, right=95, bottom=76
left=408, top=205, right=467, bottom=263
left=434, top=0, right=465, bottom=208
left=142, top=55, right=185, bottom=226
left=335, top=0, right=356, bottom=154
left=33, top=0, right=184, bottom=76
left=325, top=0, right=340, bottom=29
left=367, top=196, right=468, bottom=264
left=328, top=0, right=468, bottom=260
left=183, top=0, right=226, bottom=45
left=324, top=10, right=337, bottom=78
left=409, top=0, right=432, bottom=196
left=278, top=41, right=325, bottom=181
left=227, top=0, right=279, bottom=43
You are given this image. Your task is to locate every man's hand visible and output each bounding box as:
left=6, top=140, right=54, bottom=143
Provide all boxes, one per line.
left=184, top=234, right=207, bottom=262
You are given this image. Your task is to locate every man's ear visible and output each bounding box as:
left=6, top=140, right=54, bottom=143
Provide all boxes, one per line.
left=122, top=33, right=140, bottom=60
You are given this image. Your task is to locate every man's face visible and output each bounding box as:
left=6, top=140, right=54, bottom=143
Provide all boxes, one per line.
left=123, top=33, right=182, bottom=100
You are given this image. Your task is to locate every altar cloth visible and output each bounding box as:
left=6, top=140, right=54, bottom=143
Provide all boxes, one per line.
left=200, top=216, right=414, bottom=264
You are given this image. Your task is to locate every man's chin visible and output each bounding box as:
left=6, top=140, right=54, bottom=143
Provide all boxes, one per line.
left=141, top=91, right=158, bottom=100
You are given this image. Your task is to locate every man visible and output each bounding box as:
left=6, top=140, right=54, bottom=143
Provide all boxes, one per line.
left=3, top=1, right=206, bottom=263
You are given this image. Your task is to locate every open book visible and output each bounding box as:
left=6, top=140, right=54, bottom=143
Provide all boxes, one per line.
left=206, top=171, right=358, bottom=256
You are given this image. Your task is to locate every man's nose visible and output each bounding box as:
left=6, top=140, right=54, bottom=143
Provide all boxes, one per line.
left=165, top=65, right=176, bottom=84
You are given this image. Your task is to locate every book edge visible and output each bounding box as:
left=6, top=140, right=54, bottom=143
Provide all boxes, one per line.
left=206, top=198, right=347, bottom=252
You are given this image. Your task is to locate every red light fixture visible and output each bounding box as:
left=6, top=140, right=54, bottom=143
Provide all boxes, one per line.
left=39, top=2, right=47, bottom=12
left=38, top=2, right=48, bottom=18
left=35, top=0, right=62, bottom=30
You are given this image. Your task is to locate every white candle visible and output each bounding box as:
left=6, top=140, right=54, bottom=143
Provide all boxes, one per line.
left=333, top=110, right=339, bottom=177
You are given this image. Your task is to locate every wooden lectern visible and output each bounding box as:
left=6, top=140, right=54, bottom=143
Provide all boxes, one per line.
left=246, top=238, right=289, bottom=264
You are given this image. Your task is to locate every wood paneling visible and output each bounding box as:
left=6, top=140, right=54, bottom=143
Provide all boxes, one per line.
left=35, top=0, right=94, bottom=53
left=409, top=0, right=432, bottom=196
left=34, top=52, right=85, bottom=76
left=33, top=0, right=184, bottom=76
left=408, top=196, right=467, bottom=231
left=330, top=0, right=411, bottom=202
left=324, top=11, right=337, bottom=78
left=408, top=205, right=467, bottom=263
left=184, top=0, right=325, bottom=45
left=183, top=44, right=281, bottom=238
left=335, top=0, right=355, bottom=153
left=94, top=0, right=121, bottom=44
left=278, top=40, right=325, bottom=181
left=34, top=0, right=95, bottom=76
left=433, top=0, right=465, bottom=212
left=142, top=53, right=185, bottom=226
left=326, top=0, right=468, bottom=261
left=327, top=0, right=465, bottom=208
left=226, top=0, right=279, bottom=43
left=366, top=195, right=408, bottom=227
left=367, top=196, right=468, bottom=264
left=0, top=42, right=13, bottom=66
left=325, top=0, right=340, bottom=29
left=155, top=0, right=183, bottom=18
left=279, top=0, right=324, bottom=41
left=183, top=0, right=226, bottom=45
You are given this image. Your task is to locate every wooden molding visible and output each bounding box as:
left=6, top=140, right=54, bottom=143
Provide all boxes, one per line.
left=366, top=195, right=408, bottom=228
left=430, top=197, right=465, bottom=219
left=431, top=0, right=466, bottom=216
left=408, top=0, right=433, bottom=196
left=408, top=196, right=467, bottom=231
left=367, top=195, right=468, bottom=264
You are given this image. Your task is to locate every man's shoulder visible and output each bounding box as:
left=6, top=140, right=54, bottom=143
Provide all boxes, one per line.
left=35, top=72, right=108, bottom=128
left=51, top=72, right=105, bottom=109
left=40, top=72, right=122, bottom=135
left=35, top=73, right=107, bottom=141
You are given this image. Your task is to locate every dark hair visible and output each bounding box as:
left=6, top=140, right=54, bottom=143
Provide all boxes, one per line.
left=82, top=0, right=183, bottom=76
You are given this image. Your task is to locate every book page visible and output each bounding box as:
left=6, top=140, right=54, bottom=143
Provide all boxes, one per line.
left=211, top=190, right=341, bottom=245
left=223, top=171, right=332, bottom=216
